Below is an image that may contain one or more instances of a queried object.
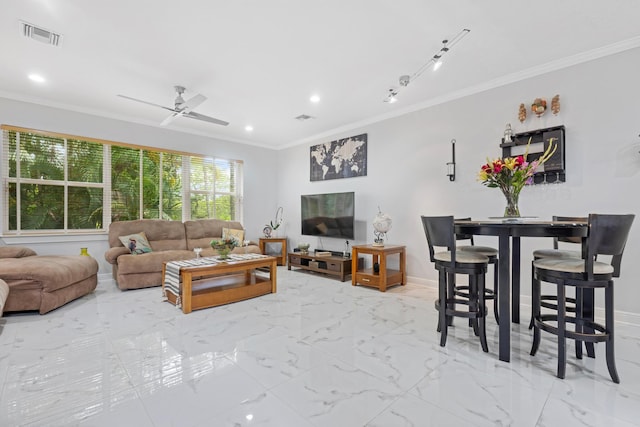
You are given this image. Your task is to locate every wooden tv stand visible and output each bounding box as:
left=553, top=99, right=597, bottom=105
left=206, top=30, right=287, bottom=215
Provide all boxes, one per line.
left=288, top=252, right=362, bottom=282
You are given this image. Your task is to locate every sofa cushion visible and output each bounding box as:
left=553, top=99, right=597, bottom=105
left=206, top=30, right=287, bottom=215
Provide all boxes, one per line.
left=184, top=219, right=244, bottom=250
left=109, top=219, right=187, bottom=251
left=116, top=250, right=194, bottom=275
left=0, top=246, right=37, bottom=258
left=119, top=232, right=153, bottom=254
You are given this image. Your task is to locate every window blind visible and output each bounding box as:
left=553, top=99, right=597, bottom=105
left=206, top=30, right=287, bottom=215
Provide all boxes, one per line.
left=1, top=125, right=244, bottom=235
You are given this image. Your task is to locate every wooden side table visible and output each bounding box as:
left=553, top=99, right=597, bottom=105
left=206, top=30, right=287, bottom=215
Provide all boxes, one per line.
left=259, top=237, right=287, bottom=265
left=351, top=244, right=406, bottom=292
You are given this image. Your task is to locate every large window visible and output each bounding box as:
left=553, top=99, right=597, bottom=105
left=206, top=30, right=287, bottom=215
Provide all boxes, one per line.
left=1, top=125, right=243, bottom=234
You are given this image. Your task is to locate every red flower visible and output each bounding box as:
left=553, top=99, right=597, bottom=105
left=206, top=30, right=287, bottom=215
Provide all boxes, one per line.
left=493, top=163, right=503, bottom=173
left=515, top=155, right=524, bottom=166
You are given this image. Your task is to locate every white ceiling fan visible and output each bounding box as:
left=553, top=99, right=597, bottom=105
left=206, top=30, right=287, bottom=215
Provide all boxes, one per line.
left=117, top=85, right=229, bottom=126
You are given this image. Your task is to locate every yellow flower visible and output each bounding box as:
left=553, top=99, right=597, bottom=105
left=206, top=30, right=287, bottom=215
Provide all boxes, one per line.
left=503, top=157, right=517, bottom=170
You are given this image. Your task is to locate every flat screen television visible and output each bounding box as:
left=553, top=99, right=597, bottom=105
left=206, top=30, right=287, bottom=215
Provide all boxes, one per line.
left=301, top=192, right=355, bottom=239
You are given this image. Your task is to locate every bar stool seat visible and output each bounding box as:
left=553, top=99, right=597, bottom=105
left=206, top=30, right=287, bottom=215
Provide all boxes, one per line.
left=532, top=248, right=581, bottom=259
left=534, top=258, right=613, bottom=275
left=435, top=251, right=488, bottom=263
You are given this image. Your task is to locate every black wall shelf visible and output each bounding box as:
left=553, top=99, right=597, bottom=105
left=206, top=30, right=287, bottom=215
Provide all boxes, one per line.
left=501, top=125, right=566, bottom=184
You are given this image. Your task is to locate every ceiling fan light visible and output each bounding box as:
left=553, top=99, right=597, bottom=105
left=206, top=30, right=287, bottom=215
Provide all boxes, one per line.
left=433, top=59, right=443, bottom=71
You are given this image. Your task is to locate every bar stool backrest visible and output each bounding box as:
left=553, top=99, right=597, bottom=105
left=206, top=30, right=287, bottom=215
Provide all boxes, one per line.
left=421, top=216, right=456, bottom=264
left=586, top=214, right=635, bottom=278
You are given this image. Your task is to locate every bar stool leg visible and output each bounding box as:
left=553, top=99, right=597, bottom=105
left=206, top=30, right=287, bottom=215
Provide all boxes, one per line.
left=478, top=273, right=488, bottom=353
left=530, top=270, right=541, bottom=356
left=438, top=269, right=448, bottom=347
left=557, top=281, right=567, bottom=379
left=492, top=262, right=499, bottom=324
left=529, top=260, right=536, bottom=330
left=447, top=272, right=455, bottom=327
left=605, top=281, right=620, bottom=383
left=470, top=276, right=480, bottom=336
left=584, top=288, right=596, bottom=358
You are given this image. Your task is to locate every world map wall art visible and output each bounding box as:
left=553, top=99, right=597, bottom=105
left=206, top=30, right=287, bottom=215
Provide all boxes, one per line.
left=310, top=133, right=368, bottom=181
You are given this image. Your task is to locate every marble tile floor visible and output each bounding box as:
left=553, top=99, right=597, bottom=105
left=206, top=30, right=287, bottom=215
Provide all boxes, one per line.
left=1, top=267, right=640, bottom=427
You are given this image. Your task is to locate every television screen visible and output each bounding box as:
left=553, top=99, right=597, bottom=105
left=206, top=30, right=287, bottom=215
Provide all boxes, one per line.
left=301, top=192, right=355, bottom=239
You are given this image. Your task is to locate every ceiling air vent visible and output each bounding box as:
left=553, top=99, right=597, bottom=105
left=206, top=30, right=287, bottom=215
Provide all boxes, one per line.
left=295, top=114, right=315, bottom=121
left=20, top=21, right=63, bottom=47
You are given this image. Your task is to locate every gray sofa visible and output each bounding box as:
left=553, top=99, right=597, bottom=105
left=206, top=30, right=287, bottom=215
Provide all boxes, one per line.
left=105, top=219, right=261, bottom=290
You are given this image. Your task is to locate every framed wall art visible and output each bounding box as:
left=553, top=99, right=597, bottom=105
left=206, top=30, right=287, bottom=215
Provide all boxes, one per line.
left=310, top=133, right=367, bottom=181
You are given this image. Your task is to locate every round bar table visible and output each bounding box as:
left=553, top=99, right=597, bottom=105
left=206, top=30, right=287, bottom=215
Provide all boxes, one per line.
left=454, top=219, right=588, bottom=362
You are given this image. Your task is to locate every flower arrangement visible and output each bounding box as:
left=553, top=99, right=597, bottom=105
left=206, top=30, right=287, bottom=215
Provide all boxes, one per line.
left=478, top=138, right=557, bottom=217
left=210, top=238, right=238, bottom=259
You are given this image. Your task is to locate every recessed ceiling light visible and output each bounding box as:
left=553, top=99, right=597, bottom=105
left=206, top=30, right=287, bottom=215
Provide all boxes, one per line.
left=310, top=94, right=320, bottom=103
left=245, top=125, right=253, bottom=132
left=28, top=73, right=46, bottom=83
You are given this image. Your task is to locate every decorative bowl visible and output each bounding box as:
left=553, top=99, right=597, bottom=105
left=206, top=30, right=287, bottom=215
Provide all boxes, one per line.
left=298, top=243, right=310, bottom=254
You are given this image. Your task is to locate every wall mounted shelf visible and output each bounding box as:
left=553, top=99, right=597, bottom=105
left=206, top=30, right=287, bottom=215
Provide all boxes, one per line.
left=501, top=125, right=566, bottom=184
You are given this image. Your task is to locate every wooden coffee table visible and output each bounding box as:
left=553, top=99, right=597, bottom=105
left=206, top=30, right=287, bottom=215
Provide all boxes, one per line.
left=162, top=255, right=277, bottom=314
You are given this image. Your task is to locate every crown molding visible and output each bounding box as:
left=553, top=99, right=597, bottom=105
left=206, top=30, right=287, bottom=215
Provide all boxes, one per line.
left=285, top=36, right=640, bottom=149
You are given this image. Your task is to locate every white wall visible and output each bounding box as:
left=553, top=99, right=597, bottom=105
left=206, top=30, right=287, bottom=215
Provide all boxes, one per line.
left=1, top=48, right=639, bottom=315
left=0, top=98, right=279, bottom=275
left=276, top=47, right=640, bottom=315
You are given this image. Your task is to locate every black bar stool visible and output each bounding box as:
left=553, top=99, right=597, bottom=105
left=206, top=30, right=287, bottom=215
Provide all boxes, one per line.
left=529, top=215, right=587, bottom=330
left=530, top=213, right=634, bottom=383
left=421, top=215, right=490, bottom=352
left=456, top=217, right=499, bottom=324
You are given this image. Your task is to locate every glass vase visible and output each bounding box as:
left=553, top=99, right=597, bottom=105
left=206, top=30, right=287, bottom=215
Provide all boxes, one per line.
left=502, top=188, right=521, bottom=218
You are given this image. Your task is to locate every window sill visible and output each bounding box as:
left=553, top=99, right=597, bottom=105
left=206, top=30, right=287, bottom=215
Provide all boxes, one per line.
left=1, top=232, right=108, bottom=245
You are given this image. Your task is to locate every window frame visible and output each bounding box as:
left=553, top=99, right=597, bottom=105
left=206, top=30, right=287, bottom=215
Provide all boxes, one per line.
left=1, top=125, right=244, bottom=236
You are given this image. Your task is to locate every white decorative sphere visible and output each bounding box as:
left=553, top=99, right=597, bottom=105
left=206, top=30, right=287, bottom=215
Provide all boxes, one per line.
left=373, top=212, right=392, bottom=234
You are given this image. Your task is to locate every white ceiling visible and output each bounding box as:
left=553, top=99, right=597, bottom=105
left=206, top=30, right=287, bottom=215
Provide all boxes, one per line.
left=2, top=1, right=640, bottom=149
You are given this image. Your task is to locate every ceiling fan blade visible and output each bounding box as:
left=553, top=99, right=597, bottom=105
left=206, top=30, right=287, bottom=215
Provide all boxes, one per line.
left=184, top=111, right=229, bottom=126
left=117, top=94, right=175, bottom=112
left=182, top=94, right=206, bottom=111
left=160, top=111, right=183, bottom=126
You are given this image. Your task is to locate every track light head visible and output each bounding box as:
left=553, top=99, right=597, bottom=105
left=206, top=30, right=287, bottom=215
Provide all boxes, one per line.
left=384, top=89, right=398, bottom=103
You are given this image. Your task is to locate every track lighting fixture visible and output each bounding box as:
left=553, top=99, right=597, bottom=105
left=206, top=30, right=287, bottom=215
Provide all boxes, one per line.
left=383, top=28, right=470, bottom=103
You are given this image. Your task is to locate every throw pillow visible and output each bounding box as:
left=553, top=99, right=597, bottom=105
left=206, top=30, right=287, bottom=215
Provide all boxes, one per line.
left=119, top=232, right=153, bottom=255
left=222, top=228, right=245, bottom=246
